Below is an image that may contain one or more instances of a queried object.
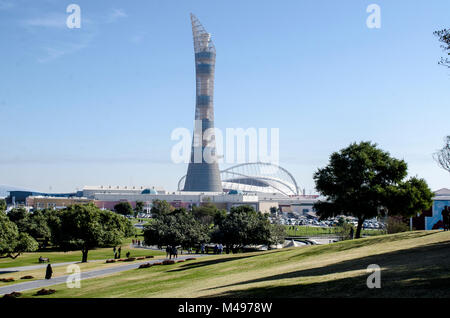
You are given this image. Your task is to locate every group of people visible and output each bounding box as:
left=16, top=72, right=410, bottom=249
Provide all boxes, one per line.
left=113, top=246, right=122, bottom=259
left=442, top=206, right=450, bottom=231
left=165, top=245, right=179, bottom=259
left=132, top=239, right=142, bottom=246
left=198, top=243, right=224, bottom=254
left=213, top=243, right=224, bottom=254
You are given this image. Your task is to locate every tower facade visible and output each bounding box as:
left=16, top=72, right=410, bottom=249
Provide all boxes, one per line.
left=183, top=14, right=223, bottom=192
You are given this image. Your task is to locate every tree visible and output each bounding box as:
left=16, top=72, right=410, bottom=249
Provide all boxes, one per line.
left=7, top=207, right=28, bottom=226
left=0, top=210, right=38, bottom=259
left=114, top=201, right=133, bottom=216
left=135, top=201, right=144, bottom=216
left=434, top=29, right=450, bottom=68
left=143, top=208, right=209, bottom=250
left=7, top=208, right=53, bottom=248
left=386, top=177, right=434, bottom=218
left=433, top=136, right=450, bottom=173
left=335, top=219, right=355, bottom=240
left=192, top=203, right=226, bottom=226
left=26, top=210, right=53, bottom=247
left=51, top=203, right=135, bottom=262
left=268, top=223, right=287, bottom=247
left=150, top=199, right=174, bottom=217
left=211, top=205, right=279, bottom=252
left=0, top=199, right=6, bottom=213
left=313, top=141, right=433, bottom=239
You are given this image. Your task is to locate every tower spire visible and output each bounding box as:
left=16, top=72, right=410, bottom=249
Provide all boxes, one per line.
left=183, top=14, right=222, bottom=192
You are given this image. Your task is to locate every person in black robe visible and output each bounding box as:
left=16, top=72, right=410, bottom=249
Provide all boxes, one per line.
left=45, top=264, right=53, bottom=279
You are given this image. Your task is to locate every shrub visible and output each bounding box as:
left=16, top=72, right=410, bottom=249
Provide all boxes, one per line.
left=185, top=258, right=197, bottom=261
left=0, top=278, right=15, bottom=282
left=386, top=216, right=409, bottom=234
left=138, top=263, right=152, bottom=269
left=3, top=292, right=22, bottom=298
left=106, top=259, right=116, bottom=263
left=35, top=288, right=56, bottom=296
left=162, top=260, right=175, bottom=265
left=20, top=275, right=34, bottom=280
left=145, top=255, right=154, bottom=259
left=153, top=262, right=163, bottom=265
left=124, top=257, right=136, bottom=262
left=177, top=260, right=185, bottom=263
left=136, top=257, right=145, bottom=260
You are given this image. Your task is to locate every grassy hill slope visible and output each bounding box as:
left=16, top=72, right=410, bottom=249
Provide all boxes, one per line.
left=22, top=230, right=450, bottom=298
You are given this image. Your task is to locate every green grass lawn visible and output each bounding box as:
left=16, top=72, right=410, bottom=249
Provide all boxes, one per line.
left=130, top=218, right=151, bottom=225
left=284, top=225, right=385, bottom=237
left=0, top=239, right=164, bottom=269
left=0, top=256, right=168, bottom=287
left=17, top=230, right=450, bottom=298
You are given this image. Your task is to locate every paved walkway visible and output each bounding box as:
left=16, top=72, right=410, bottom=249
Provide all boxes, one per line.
left=0, top=255, right=203, bottom=296
left=0, top=245, right=164, bottom=274
left=0, top=260, right=102, bottom=274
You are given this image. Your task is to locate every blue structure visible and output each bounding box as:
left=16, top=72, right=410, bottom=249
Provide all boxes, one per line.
left=425, top=188, right=450, bottom=230
left=6, top=190, right=82, bottom=205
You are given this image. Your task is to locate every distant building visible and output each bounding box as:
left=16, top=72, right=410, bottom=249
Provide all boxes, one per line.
left=179, top=162, right=301, bottom=196
left=6, top=190, right=81, bottom=205
left=5, top=180, right=317, bottom=214
left=26, top=196, right=93, bottom=210
left=412, top=188, right=450, bottom=230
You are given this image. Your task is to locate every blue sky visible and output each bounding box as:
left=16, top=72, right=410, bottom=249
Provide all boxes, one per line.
left=0, top=0, right=449, bottom=193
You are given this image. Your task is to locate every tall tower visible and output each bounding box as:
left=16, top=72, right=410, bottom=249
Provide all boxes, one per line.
left=183, top=14, right=223, bottom=192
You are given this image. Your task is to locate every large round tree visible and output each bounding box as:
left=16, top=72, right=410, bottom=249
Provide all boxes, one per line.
left=51, top=203, right=136, bottom=262
left=313, top=141, right=433, bottom=238
left=143, top=208, right=209, bottom=250
left=0, top=209, right=38, bottom=259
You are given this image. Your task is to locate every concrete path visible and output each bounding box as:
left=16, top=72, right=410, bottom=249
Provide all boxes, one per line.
left=0, top=255, right=203, bottom=296
left=0, top=260, right=103, bottom=274
left=0, top=244, right=164, bottom=274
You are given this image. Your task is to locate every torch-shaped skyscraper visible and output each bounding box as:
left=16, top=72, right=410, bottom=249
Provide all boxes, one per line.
left=183, top=14, right=223, bottom=192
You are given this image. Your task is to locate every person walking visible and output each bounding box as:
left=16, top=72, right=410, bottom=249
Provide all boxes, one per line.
left=172, top=246, right=178, bottom=259
left=349, top=227, right=354, bottom=239
left=118, top=247, right=122, bottom=258
left=200, top=243, right=205, bottom=254
left=446, top=207, right=450, bottom=231
left=442, top=206, right=449, bottom=231
left=166, top=245, right=171, bottom=259
left=45, top=264, right=53, bottom=280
